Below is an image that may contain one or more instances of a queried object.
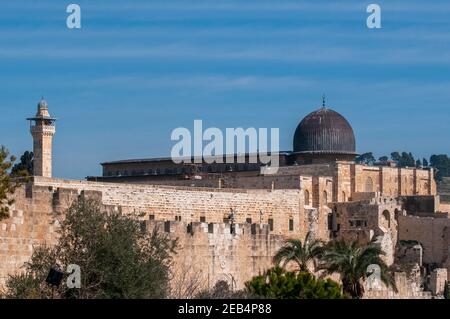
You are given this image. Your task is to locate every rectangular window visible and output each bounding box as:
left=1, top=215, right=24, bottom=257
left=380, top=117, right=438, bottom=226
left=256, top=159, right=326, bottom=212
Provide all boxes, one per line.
left=149, top=214, right=155, bottom=221
left=200, top=216, right=206, bottom=223
left=328, top=214, right=333, bottom=230
left=268, top=218, right=274, bottom=231
left=164, top=221, right=171, bottom=233
left=208, top=223, right=214, bottom=233
left=289, top=219, right=294, bottom=231
left=246, top=218, right=252, bottom=224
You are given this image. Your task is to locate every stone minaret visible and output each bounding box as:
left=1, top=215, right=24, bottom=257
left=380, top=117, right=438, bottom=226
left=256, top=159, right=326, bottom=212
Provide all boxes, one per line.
left=27, top=98, right=56, bottom=177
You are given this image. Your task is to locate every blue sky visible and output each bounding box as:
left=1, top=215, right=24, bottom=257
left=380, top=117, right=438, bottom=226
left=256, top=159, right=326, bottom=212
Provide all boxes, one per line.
left=0, top=0, right=449, bottom=179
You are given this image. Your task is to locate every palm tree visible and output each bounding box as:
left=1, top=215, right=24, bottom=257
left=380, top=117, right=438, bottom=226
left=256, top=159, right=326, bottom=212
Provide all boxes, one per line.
left=273, top=232, right=324, bottom=273
left=318, top=240, right=396, bottom=298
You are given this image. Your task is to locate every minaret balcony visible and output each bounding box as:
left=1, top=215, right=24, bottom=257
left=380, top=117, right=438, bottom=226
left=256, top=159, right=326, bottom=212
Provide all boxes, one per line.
left=30, top=125, right=56, bottom=135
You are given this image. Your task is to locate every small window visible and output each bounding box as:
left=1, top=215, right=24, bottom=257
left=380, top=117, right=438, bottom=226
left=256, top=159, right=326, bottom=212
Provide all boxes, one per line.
left=328, top=214, right=333, bottom=230
left=164, top=221, right=171, bottom=233
left=323, top=191, right=328, bottom=206
left=230, top=224, right=236, bottom=234
left=200, top=216, right=206, bottom=223
left=289, top=219, right=294, bottom=231
left=149, top=214, right=155, bottom=220
left=304, top=190, right=310, bottom=206
left=187, top=223, right=193, bottom=235
left=251, top=224, right=257, bottom=235
left=246, top=218, right=252, bottom=224
left=268, top=218, right=274, bottom=231
left=208, top=223, right=214, bottom=233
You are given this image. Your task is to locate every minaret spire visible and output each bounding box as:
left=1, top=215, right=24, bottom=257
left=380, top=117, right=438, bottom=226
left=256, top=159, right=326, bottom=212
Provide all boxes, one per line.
left=322, top=94, right=326, bottom=108
left=27, top=98, right=57, bottom=178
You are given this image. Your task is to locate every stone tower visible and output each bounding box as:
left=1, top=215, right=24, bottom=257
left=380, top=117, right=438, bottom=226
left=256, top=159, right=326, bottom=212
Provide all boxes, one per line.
left=27, top=98, right=56, bottom=177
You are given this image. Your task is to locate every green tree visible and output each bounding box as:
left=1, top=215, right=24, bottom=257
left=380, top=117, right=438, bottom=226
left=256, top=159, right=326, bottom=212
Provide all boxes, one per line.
left=378, top=156, right=389, bottom=162
left=391, top=152, right=401, bottom=163
left=430, top=154, right=450, bottom=181
left=245, top=267, right=346, bottom=299
left=415, top=159, right=422, bottom=168
left=355, top=152, right=376, bottom=165
left=195, top=280, right=249, bottom=299
left=273, top=232, right=323, bottom=273
left=4, top=197, right=177, bottom=299
left=318, top=240, right=396, bottom=299
left=11, top=151, right=33, bottom=176
left=0, top=146, right=27, bottom=221
left=3, top=246, right=57, bottom=299
left=423, top=158, right=429, bottom=167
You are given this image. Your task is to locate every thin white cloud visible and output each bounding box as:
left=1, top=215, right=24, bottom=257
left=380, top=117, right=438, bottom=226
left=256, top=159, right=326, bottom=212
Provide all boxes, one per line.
left=1, top=43, right=450, bottom=65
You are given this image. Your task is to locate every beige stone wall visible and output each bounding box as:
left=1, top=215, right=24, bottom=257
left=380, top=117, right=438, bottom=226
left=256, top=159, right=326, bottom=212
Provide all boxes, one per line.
left=0, top=185, right=60, bottom=284
left=364, top=272, right=432, bottom=299
left=148, top=221, right=284, bottom=291
left=30, top=177, right=302, bottom=235
left=332, top=195, right=402, bottom=266
left=380, top=166, right=399, bottom=196
left=353, top=165, right=434, bottom=197
left=335, top=162, right=352, bottom=203
left=398, top=215, right=450, bottom=265
left=439, top=202, right=450, bottom=213
left=355, top=166, right=381, bottom=193
left=0, top=177, right=304, bottom=286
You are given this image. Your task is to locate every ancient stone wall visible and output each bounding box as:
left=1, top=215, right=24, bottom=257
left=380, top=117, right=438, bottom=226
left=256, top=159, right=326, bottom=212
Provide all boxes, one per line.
left=363, top=272, right=432, bottom=299
left=147, top=221, right=284, bottom=291
left=398, top=215, right=450, bottom=269
left=332, top=195, right=402, bottom=265
left=1, top=177, right=304, bottom=286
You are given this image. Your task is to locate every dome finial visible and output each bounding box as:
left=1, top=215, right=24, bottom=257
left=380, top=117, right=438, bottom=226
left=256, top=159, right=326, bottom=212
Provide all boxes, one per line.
left=322, top=94, right=326, bottom=108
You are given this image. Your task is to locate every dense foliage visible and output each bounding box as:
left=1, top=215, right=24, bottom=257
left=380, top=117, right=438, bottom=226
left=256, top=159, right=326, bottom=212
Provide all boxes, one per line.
left=11, top=151, right=34, bottom=176
left=273, top=232, right=323, bottom=273
left=4, top=197, right=177, bottom=299
left=0, top=146, right=28, bottom=221
left=318, top=240, right=396, bottom=298
left=245, top=267, right=345, bottom=299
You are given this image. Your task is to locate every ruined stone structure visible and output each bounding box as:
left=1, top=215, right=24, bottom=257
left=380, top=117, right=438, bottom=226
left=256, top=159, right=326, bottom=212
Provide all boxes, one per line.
left=1, top=99, right=449, bottom=298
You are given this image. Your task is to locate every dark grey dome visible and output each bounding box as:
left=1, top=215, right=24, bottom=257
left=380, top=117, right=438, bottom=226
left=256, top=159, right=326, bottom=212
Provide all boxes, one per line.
left=293, top=107, right=356, bottom=155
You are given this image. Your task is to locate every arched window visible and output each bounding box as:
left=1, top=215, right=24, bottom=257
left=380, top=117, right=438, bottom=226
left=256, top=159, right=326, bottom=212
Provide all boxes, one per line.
left=323, top=191, right=328, bottom=206
left=382, top=210, right=391, bottom=228
left=342, top=191, right=347, bottom=202
left=365, top=177, right=374, bottom=192
left=304, top=190, right=310, bottom=206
